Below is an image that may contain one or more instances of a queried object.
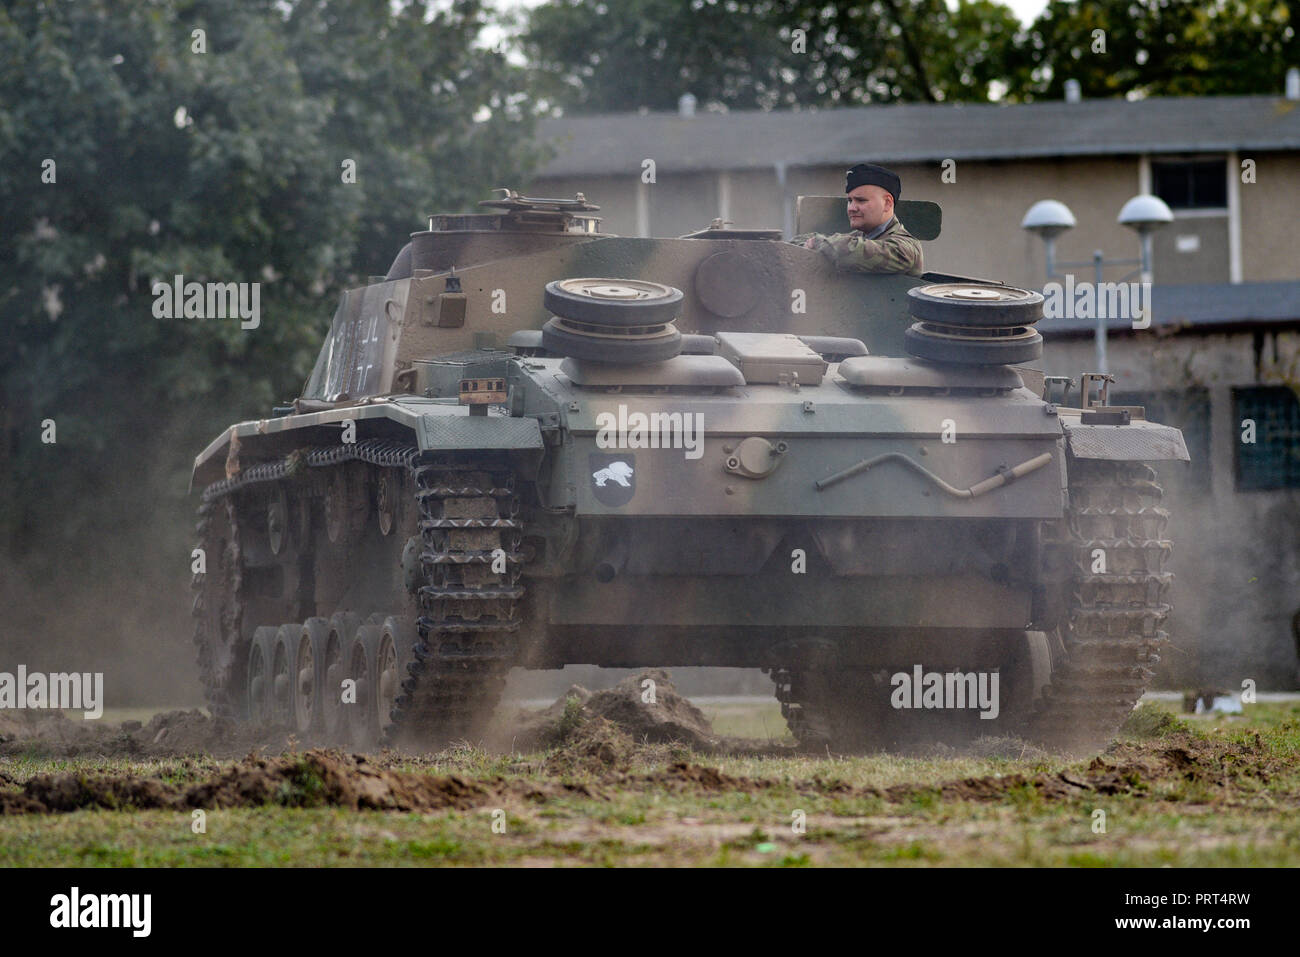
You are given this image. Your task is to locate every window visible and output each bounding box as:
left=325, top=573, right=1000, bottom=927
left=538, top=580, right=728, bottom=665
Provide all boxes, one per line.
left=1112, top=388, right=1211, bottom=491
left=1233, top=386, right=1300, bottom=490
left=1152, top=159, right=1227, bottom=210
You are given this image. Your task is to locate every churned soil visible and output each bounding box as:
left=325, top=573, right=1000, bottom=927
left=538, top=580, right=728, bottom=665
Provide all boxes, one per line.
left=0, top=708, right=274, bottom=759
left=499, top=669, right=719, bottom=754
left=0, top=749, right=515, bottom=815
left=1, top=671, right=1288, bottom=819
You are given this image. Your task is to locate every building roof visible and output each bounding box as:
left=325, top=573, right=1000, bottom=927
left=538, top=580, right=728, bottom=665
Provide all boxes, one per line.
left=536, top=95, right=1300, bottom=176
left=1040, top=280, right=1300, bottom=337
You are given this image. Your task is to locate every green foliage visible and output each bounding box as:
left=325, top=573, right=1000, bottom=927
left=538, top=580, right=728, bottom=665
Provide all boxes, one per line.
left=0, top=1, right=543, bottom=595
left=521, top=0, right=1297, bottom=112
left=1010, top=0, right=1298, bottom=101
left=522, top=0, right=1025, bottom=110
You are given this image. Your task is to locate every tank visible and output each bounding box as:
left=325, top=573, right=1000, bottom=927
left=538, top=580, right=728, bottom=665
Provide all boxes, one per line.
left=190, top=189, right=1190, bottom=752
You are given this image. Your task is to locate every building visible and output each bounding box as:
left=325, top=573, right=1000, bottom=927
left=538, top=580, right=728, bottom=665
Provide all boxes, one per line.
left=526, top=87, right=1300, bottom=688
left=529, top=90, right=1300, bottom=289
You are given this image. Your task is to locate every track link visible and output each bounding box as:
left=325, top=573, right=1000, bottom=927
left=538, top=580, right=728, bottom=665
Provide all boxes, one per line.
left=1027, top=457, right=1171, bottom=751
left=383, top=456, right=526, bottom=747
left=192, top=496, right=244, bottom=719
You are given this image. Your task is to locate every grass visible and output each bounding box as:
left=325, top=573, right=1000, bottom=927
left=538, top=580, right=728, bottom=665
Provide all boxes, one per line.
left=1, top=700, right=1298, bottom=867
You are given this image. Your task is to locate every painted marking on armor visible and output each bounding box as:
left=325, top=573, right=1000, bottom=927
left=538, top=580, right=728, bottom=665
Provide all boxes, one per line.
left=589, top=453, right=636, bottom=506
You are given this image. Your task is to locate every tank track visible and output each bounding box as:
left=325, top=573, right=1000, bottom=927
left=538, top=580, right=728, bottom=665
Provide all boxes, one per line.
left=1027, top=457, right=1171, bottom=751
left=770, top=457, right=1172, bottom=753
left=192, top=497, right=243, bottom=719
left=384, top=457, right=525, bottom=747
left=191, top=440, right=527, bottom=747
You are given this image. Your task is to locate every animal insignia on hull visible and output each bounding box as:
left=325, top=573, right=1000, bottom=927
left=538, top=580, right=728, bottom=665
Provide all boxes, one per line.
left=590, top=455, right=636, bottom=505
left=594, top=462, right=633, bottom=486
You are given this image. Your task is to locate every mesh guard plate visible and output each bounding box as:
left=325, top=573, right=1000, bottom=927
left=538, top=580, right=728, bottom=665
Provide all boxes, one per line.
left=1063, top=420, right=1190, bottom=462
left=419, top=415, right=543, bottom=451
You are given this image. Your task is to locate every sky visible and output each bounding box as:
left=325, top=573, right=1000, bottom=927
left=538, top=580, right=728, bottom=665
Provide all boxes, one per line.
left=1005, top=0, right=1052, bottom=24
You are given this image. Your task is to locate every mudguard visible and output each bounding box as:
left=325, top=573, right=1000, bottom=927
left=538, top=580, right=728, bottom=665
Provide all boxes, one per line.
left=190, top=399, right=544, bottom=489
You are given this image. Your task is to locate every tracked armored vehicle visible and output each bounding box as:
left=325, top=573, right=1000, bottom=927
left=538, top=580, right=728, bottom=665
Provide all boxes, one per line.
left=191, top=190, right=1189, bottom=752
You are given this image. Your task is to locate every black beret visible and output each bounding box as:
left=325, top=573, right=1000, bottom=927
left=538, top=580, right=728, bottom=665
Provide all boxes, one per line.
left=845, top=163, right=901, bottom=201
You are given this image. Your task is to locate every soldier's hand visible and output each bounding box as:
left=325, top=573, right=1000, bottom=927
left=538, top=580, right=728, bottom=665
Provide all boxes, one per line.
left=804, top=236, right=817, bottom=249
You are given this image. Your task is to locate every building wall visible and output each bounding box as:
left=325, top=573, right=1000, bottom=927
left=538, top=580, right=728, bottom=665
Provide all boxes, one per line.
left=1150, top=214, right=1230, bottom=285
left=1238, top=152, right=1300, bottom=281
left=1045, top=329, right=1300, bottom=689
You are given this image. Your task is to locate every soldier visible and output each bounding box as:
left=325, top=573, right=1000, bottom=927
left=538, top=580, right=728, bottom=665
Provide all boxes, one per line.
left=793, top=163, right=923, bottom=276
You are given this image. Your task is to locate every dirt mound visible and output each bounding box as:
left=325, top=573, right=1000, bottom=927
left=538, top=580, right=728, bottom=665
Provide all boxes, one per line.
left=511, top=670, right=716, bottom=751
left=0, top=749, right=502, bottom=815
left=498, top=671, right=720, bottom=775
left=0, top=708, right=310, bottom=759
left=543, top=717, right=639, bottom=775
left=502, top=685, right=594, bottom=751
left=659, top=761, right=766, bottom=791
left=586, top=670, right=716, bottom=748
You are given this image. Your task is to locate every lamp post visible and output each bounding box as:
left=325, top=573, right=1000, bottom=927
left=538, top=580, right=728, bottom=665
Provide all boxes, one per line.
left=1021, top=195, right=1173, bottom=373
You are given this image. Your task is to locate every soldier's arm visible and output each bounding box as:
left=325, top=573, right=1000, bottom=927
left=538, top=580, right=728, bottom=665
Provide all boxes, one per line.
left=817, top=231, right=924, bottom=277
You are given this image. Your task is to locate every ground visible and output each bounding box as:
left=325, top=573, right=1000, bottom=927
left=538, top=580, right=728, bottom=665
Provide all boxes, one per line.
left=1, top=674, right=1297, bottom=867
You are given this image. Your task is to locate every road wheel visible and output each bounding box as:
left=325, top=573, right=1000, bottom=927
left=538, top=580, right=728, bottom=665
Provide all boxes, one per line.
left=295, top=618, right=330, bottom=734
left=377, top=617, right=415, bottom=741
left=904, top=323, right=1043, bottom=365
left=346, top=624, right=381, bottom=749
left=322, top=612, right=360, bottom=741
left=544, top=278, right=683, bottom=326
left=247, top=627, right=276, bottom=727
left=541, top=316, right=682, bottom=364
left=907, top=282, right=1043, bottom=327
left=271, top=625, right=297, bottom=728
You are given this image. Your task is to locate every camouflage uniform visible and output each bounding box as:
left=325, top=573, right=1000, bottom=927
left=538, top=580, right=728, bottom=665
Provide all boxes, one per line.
left=793, top=216, right=924, bottom=277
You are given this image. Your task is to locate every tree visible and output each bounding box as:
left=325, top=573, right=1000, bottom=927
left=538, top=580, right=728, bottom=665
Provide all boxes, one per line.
left=1009, top=0, right=1298, bottom=100
left=521, top=0, right=1299, bottom=111
left=520, top=0, right=1026, bottom=112
left=0, top=0, right=544, bottom=688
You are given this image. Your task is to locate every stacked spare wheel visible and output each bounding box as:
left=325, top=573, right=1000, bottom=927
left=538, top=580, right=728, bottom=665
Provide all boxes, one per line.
left=541, top=278, right=685, bottom=363
left=903, top=282, right=1045, bottom=365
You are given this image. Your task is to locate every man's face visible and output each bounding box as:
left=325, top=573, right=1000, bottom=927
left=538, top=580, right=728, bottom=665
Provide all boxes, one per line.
left=847, top=184, right=893, bottom=231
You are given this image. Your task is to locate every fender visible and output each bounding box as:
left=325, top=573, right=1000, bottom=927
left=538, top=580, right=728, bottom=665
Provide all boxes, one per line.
left=190, top=399, right=544, bottom=489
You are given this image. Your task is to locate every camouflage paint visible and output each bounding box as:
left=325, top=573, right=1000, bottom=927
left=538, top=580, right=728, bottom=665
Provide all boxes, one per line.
left=191, top=193, right=1189, bottom=671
